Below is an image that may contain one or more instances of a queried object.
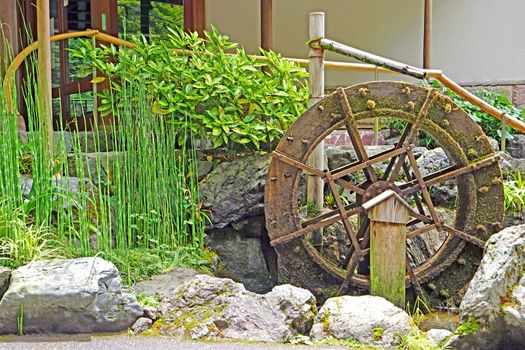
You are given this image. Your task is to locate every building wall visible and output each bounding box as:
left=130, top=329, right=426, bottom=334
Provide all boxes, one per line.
left=206, top=0, right=525, bottom=103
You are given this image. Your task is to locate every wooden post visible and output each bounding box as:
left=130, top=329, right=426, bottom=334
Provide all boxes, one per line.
left=0, top=0, right=18, bottom=74
left=308, top=12, right=325, bottom=248
left=37, top=0, right=54, bottom=157
left=363, top=190, right=410, bottom=308
left=261, top=0, right=272, bottom=51
left=423, top=0, right=432, bottom=69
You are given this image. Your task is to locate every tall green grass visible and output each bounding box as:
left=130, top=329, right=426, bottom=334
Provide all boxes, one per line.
left=0, top=33, right=206, bottom=279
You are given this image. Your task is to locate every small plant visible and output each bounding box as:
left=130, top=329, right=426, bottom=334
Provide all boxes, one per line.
left=504, top=171, right=525, bottom=214
left=372, top=327, right=384, bottom=341
left=17, top=304, right=24, bottom=336
left=455, top=317, right=479, bottom=337
left=136, top=294, right=161, bottom=308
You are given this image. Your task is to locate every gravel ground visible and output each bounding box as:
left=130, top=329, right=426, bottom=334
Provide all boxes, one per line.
left=0, top=334, right=352, bottom=350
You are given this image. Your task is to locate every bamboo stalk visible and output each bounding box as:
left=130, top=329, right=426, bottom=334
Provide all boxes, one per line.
left=423, top=0, right=432, bottom=69
left=307, top=12, right=325, bottom=249
left=36, top=0, right=53, bottom=157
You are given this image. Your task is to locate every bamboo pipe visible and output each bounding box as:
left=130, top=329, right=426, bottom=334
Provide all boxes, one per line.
left=423, top=0, right=432, bottom=69
left=4, top=30, right=525, bottom=136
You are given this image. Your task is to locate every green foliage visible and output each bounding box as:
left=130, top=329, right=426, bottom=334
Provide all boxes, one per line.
left=431, top=80, right=525, bottom=143
left=136, top=294, right=161, bottom=308
left=504, top=171, right=525, bottom=213
left=0, top=199, right=67, bottom=268
left=396, top=328, right=445, bottom=350
left=17, top=304, right=24, bottom=336
left=455, top=317, right=479, bottom=336
left=505, top=172, right=525, bottom=211
left=69, top=27, right=308, bottom=150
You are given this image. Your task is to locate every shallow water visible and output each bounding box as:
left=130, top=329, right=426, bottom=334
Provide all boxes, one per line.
left=419, top=311, right=460, bottom=331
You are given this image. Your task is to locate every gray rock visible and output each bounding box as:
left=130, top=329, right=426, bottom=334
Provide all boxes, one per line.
left=499, top=151, right=525, bottom=175
left=416, top=147, right=451, bottom=177
left=207, top=227, right=273, bottom=293
left=143, top=306, right=158, bottom=321
left=0, top=257, right=143, bottom=335
left=200, top=154, right=270, bottom=229
left=155, top=275, right=316, bottom=342
left=427, top=328, right=452, bottom=346
left=20, top=176, right=96, bottom=199
left=134, top=268, right=200, bottom=300
left=508, top=134, right=525, bottom=159
left=0, top=267, right=11, bottom=300
left=457, top=225, right=525, bottom=349
left=310, top=295, right=411, bottom=348
left=488, top=137, right=499, bottom=152
left=131, top=317, right=153, bottom=335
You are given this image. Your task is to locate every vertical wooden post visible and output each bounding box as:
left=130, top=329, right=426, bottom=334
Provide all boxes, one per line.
left=423, top=0, right=432, bottom=69
left=308, top=12, right=325, bottom=248
left=0, top=0, right=19, bottom=74
left=37, top=0, right=54, bottom=157
left=184, top=0, right=205, bottom=37
left=363, top=190, right=410, bottom=308
left=261, top=0, right=272, bottom=51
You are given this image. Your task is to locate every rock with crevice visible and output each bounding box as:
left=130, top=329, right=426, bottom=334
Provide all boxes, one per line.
left=206, top=224, right=275, bottom=294
left=0, top=257, right=143, bottom=335
left=0, top=267, right=11, bottom=301
left=131, top=317, right=153, bottom=335
left=310, top=295, right=411, bottom=348
left=154, top=274, right=316, bottom=342
left=454, top=225, right=525, bottom=349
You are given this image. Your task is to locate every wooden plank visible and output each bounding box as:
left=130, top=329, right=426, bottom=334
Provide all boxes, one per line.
left=370, top=220, right=406, bottom=308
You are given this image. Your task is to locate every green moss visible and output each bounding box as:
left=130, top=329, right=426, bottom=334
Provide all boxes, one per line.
left=372, top=327, right=384, bottom=341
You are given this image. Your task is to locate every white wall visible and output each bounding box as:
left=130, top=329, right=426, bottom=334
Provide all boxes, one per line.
left=206, top=0, right=525, bottom=87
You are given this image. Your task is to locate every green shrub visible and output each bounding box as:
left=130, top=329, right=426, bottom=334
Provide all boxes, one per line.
left=504, top=171, right=525, bottom=213
left=69, top=27, right=309, bottom=150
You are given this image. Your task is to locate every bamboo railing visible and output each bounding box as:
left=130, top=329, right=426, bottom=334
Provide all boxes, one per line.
left=3, top=28, right=524, bottom=142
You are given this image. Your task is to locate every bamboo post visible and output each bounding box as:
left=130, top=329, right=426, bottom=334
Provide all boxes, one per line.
left=362, top=190, right=410, bottom=308
left=308, top=12, right=325, bottom=248
left=501, top=113, right=507, bottom=153
left=36, top=0, right=54, bottom=157
left=423, top=0, right=432, bottom=69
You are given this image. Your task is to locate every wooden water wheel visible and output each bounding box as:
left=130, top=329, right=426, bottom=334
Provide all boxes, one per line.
left=265, top=81, right=503, bottom=305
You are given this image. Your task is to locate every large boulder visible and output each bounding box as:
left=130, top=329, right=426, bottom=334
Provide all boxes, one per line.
left=133, top=268, right=200, bottom=300
left=0, top=267, right=11, bottom=300
left=507, top=134, right=525, bottom=159
left=310, top=295, right=411, bottom=348
left=200, top=154, right=270, bottom=229
left=0, top=257, right=143, bottom=335
left=454, top=225, right=525, bottom=349
left=154, top=274, right=316, bottom=342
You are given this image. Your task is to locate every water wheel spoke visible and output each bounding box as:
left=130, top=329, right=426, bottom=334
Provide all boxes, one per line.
left=326, top=170, right=364, bottom=259
left=441, top=224, right=485, bottom=248
left=336, top=87, right=378, bottom=183
left=405, top=144, right=441, bottom=224
left=334, top=178, right=366, bottom=196
left=337, top=225, right=371, bottom=295
left=401, top=154, right=500, bottom=196
left=341, top=216, right=370, bottom=268
left=271, top=206, right=365, bottom=247
left=383, top=124, right=413, bottom=180
left=332, top=146, right=408, bottom=180
left=302, top=203, right=357, bottom=228
left=273, top=150, right=324, bottom=177
left=407, top=223, right=439, bottom=239
left=386, top=152, right=407, bottom=183
left=402, top=162, right=427, bottom=215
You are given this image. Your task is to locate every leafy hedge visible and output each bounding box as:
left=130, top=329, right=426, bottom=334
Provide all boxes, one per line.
left=70, top=28, right=309, bottom=150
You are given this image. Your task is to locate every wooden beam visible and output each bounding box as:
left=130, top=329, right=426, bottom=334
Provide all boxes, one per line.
left=261, top=0, right=272, bottom=51
left=184, top=0, right=205, bottom=37
left=423, top=0, right=432, bottom=69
